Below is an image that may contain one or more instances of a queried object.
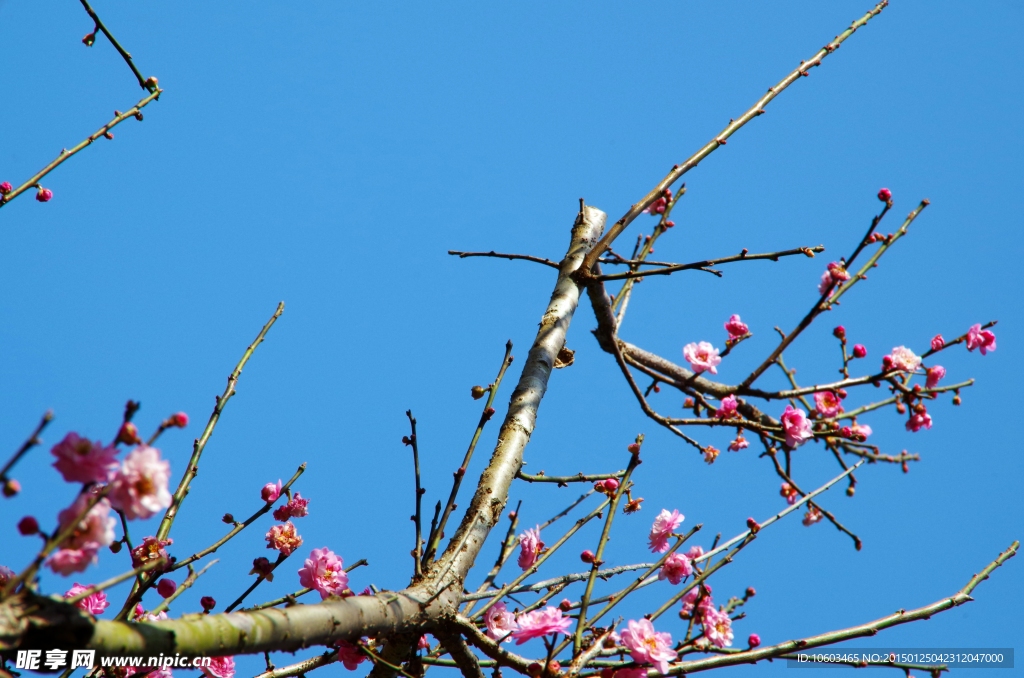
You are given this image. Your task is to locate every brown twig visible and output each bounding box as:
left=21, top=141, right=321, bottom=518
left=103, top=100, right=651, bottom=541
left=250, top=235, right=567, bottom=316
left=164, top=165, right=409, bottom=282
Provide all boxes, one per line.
left=596, top=245, right=824, bottom=282
left=448, top=251, right=559, bottom=269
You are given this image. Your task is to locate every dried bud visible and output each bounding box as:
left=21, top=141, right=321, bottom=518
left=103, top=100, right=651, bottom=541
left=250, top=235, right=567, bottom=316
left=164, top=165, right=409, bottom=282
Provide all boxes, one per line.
left=250, top=557, right=275, bottom=582
left=683, top=398, right=694, bottom=408
left=624, top=497, right=644, bottom=514
left=653, top=384, right=661, bottom=393
left=17, top=516, right=39, bottom=535
left=483, top=407, right=496, bottom=421
left=852, top=344, right=867, bottom=359
left=222, top=513, right=235, bottom=524
left=0, top=182, right=11, bottom=195
left=3, top=478, right=21, bottom=497
left=156, top=579, right=177, bottom=598
left=144, top=76, right=159, bottom=90
left=35, top=187, right=53, bottom=203
left=109, top=540, right=123, bottom=553
left=846, top=486, right=855, bottom=497
left=83, top=32, right=96, bottom=47
left=746, top=517, right=760, bottom=534
left=117, top=422, right=141, bottom=446
left=402, top=435, right=413, bottom=446
left=833, top=325, right=846, bottom=340
left=877, top=188, right=892, bottom=202
left=896, top=402, right=907, bottom=415
left=580, top=550, right=595, bottom=563
left=200, top=596, right=216, bottom=613
left=546, top=661, right=562, bottom=676
left=953, top=395, right=962, bottom=406
left=745, top=587, right=756, bottom=598
left=471, top=385, right=487, bottom=400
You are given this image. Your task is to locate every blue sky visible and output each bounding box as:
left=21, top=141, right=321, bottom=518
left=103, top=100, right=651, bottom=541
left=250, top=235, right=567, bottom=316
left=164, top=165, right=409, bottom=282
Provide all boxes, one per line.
left=1, top=1, right=1021, bottom=676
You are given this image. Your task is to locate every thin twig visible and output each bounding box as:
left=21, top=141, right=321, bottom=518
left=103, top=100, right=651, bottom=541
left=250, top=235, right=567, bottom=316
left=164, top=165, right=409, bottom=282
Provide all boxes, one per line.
left=448, top=251, right=559, bottom=269
left=596, top=246, right=824, bottom=282
left=407, top=411, right=424, bottom=578
left=78, top=0, right=152, bottom=89
left=0, top=410, right=53, bottom=483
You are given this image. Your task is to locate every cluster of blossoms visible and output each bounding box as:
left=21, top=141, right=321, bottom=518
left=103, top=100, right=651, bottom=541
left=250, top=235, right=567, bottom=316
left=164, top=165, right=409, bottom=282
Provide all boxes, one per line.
left=648, top=509, right=684, bottom=553
left=817, top=261, right=851, bottom=296
left=679, top=585, right=733, bottom=648
left=642, top=188, right=672, bottom=216
left=657, top=545, right=703, bottom=585
left=263, top=478, right=312, bottom=556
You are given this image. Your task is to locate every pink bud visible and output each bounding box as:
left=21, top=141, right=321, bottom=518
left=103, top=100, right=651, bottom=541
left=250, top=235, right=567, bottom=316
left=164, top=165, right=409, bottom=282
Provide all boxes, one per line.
left=3, top=479, right=20, bottom=497
left=0, top=182, right=11, bottom=195
left=200, top=596, right=216, bottom=612
left=746, top=517, right=760, bottom=534
left=602, top=478, right=620, bottom=493
left=665, top=221, right=675, bottom=228
left=116, top=422, right=141, bottom=445
left=627, top=443, right=640, bottom=454
left=170, top=412, right=189, bottom=428
left=882, top=355, right=893, bottom=370
left=527, top=663, right=542, bottom=678
left=18, top=516, right=39, bottom=535
left=580, top=550, right=595, bottom=563
left=748, top=633, right=761, bottom=648
left=837, top=389, right=848, bottom=399
left=852, top=344, right=866, bottom=359
left=483, top=407, right=496, bottom=421
left=833, top=326, right=846, bottom=340
left=261, top=480, right=283, bottom=503
left=877, top=188, right=892, bottom=202
left=930, top=335, right=944, bottom=351
left=559, top=599, right=571, bottom=611
left=156, top=579, right=177, bottom=598
left=35, top=187, right=53, bottom=203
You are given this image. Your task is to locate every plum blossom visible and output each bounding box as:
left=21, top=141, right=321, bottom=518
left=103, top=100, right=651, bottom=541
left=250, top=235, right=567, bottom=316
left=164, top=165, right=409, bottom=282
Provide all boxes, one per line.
left=250, top=557, right=275, bottom=581
left=658, top=553, right=692, bottom=585
left=703, top=608, right=734, bottom=648
left=714, top=395, right=737, bottom=419
left=803, top=507, right=823, bottom=526
left=274, top=492, right=310, bottom=521
left=266, top=521, right=303, bottom=556
left=261, top=480, right=283, bottom=502
left=334, top=640, right=367, bottom=671
left=728, top=435, right=749, bottom=452
left=517, top=526, right=544, bottom=571
left=703, top=446, right=720, bottom=465
left=813, top=391, right=841, bottom=418
left=51, top=433, right=119, bottom=484
left=64, top=584, right=109, bottom=615
left=680, top=586, right=713, bottom=618
left=780, top=405, right=812, bottom=448
left=724, top=315, right=748, bottom=339
left=131, top=536, right=173, bottom=570
left=298, top=547, right=350, bottom=600
left=966, top=324, right=996, bottom=355
left=642, top=191, right=670, bottom=215
left=511, top=606, right=572, bottom=644
left=485, top=601, right=519, bottom=642
left=817, top=262, right=850, bottom=295
left=682, top=342, right=721, bottom=375
left=780, top=482, right=798, bottom=505
left=906, top=411, right=933, bottom=433
left=108, top=445, right=172, bottom=520
left=851, top=422, right=873, bottom=440
left=931, top=335, right=945, bottom=351
left=887, top=346, right=921, bottom=373
left=201, top=656, right=236, bottom=678
left=47, top=493, right=116, bottom=575
left=648, top=509, right=684, bottom=553
left=613, top=669, right=647, bottom=678
left=620, top=618, right=676, bottom=674
left=925, top=365, right=946, bottom=389
left=686, top=545, right=704, bottom=560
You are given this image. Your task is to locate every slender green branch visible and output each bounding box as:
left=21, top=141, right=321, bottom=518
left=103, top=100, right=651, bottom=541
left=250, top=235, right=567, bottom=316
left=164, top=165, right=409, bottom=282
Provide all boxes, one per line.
left=78, top=0, right=152, bottom=89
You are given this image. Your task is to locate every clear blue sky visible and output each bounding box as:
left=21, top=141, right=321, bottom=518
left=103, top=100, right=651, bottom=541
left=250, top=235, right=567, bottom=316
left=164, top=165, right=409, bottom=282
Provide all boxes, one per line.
left=1, top=1, right=1021, bottom=676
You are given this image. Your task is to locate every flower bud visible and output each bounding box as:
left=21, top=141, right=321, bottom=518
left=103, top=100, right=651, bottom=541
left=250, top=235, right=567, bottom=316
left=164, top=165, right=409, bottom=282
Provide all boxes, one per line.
left=833, top=326, right=846, bottom=340
left=580, top=550, right=595, bottom=563
left=471, top=385, right=487, bottom=400
left=170, top=412, right=189, bottom=428
left=601, top=669, right=614, bottom=678
left=546, top=661, right=562, bottom=676
left=837, top=389, right=848, bottom=399
left=0, top=182, right=12, bottom=195
left=852, top=344, right=866, bottom=359
left=953, top=395, right=961, bottom=406
left=35, top=187, right=53, bottom=202
left=877, top=188, right=892, bottom=202
left=200, top=596, right=216, bottom=612
left=483, top=407, right=496, bottom=421
left=748, top=633, right=761, bottom=648
left=117, top=422, right=141, bottom=445
left=3, top=478, right=21, bottom=497
left=602, top=478, right=620, bottom=493
left=156, top=579, right=177, bottom=598
left=109, top=540, right=123, bottom=553
left=665, top=220, right=675, bottom=228
left=627, top=443, right=640, bottom=454
left=881, top=355, right=893, bottom=370
left=17, top=516, right=39, bottom=535
left=83, top=32, right=96, bottom=46
left=144, top=77, right=159, bottom=90
left=527, top=663, right=542, bottom=678
left=930, top=335, right=944, bottom=351
left=559, top=599, right=571, bottom=611
left=222, top=513, right=235, bottom=524
left=745, top=587, right=756, bottom=598
left=746, top=517, right=760, bottom=534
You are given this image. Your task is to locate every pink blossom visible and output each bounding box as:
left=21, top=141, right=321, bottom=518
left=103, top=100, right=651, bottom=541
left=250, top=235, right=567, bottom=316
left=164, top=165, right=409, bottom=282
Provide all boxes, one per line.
left=686, top=545, right=704, bottom=560
left=131, top=536, right=173, bottom=569
left=780, top=405, right=812, bottom=448
left=0, top=565, right=14, bottom=588
left=724, top=315, right=748, bottom=339
left=485, top=602, right=519, bottom=642
left=298, top=547, right=350, bottom=600
left=906, top=411, right=933, bottom=433
left=48, top=547, right=101, bottom=576
left=850, top=423, right=872, bottom=440
left=511, top=606, right=572, bottom=644
left=201, top=656, right=235, bottom=678
left=813, top=392, right=841, bottom=418
left=335, top=640, right=367, bottom=670
left=802, top=507, right=823, bottom=526
left=266, top=521, right=303, bottom=556
left=418, top=635, right=431, bottom=650
left=642, top=194, right=669, bottom=215
left=818, top=262, right=850, bottom=295
left=261, top=480, right=283, bottom=502
left=925, top=365, right=946, bottom=389
left=657, top=553, right=692, bottom=585
left=703, top=608, right=734, bottom=648
left=728, top=435, right=749, bottom=452
left=108, top=445, right=172, bottom=520
left=51, top=433, right=118, bottom=484
left=703, top=446, right=720, bottom=465
left=648, top=509, right=684, bottom=553
left=64, top=583, right=109, bottom=615
left=887, top=346, right=921, bottom=373
left=780, top=482, right=798, bottom=505
left=966, top=324, right=996, bottom=355
left=620, top=618, right=676, bottom=674
left=931, top=335, right=945, bottom=351
left=517, top=526, right=544, bottom=571
left=681, top=586, right=713, bottom=618
left=682, top=342, right=721, bottom=375
left=714, top=395, right=738, bottom=419
left=47, top=492, right=116, bottom=575
left=748, top=633, right=761, bottom=648
left=0, top=182, right=11, bottom=195
left=273, top=492, right=310, bottom=521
